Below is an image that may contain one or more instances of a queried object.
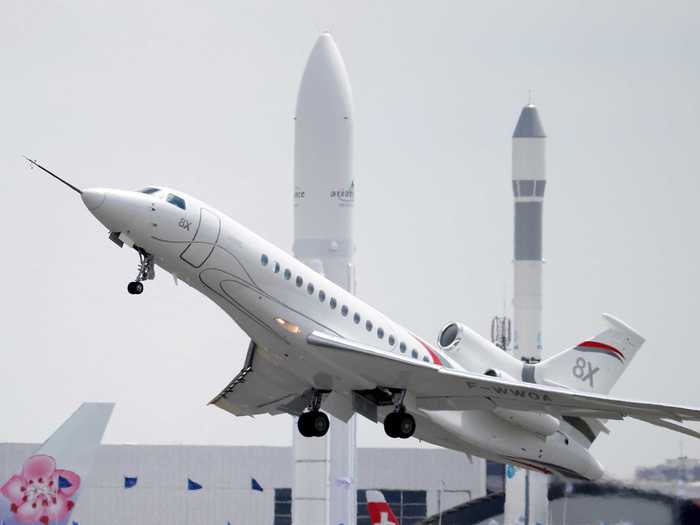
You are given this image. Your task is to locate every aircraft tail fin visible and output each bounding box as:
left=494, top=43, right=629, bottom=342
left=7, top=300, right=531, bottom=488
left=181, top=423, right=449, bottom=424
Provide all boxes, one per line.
left=0, top=402, right=114, bottom=525
left=536, top=314, right=645, bottom=395
left=366, top=490, right=400, bottom=525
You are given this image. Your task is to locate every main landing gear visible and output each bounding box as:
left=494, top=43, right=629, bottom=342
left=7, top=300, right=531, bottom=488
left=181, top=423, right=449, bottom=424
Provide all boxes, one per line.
left=383, top=390, right=416, bottom=439
left=297, top=389, right=330, bottom=438
left=128, top=248, right=155, bottom=295
left=298, top=411, right=330, bottom=438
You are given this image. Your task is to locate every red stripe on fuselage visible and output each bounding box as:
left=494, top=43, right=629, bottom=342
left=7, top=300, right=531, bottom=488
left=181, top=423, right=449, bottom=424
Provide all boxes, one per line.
left=578, top=340, right=625, bottom=360
left=414, top=336, right=444, bottom=366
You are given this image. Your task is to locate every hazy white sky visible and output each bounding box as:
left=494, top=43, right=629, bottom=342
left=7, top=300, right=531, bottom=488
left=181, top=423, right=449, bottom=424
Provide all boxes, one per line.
left=1, top=1, right=699, bottom=480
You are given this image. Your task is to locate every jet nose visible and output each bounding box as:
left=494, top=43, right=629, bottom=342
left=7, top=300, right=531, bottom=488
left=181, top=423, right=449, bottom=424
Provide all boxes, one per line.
left=82, top=188, right=147, bottom=234
left=82, top=188, right=106, bottom=211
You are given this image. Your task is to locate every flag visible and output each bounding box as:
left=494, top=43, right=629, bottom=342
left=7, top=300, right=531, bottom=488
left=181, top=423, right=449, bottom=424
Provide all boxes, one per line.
left=187, top=478, right=203, bottom=491
left=124, top=477, right=138, bottom=489
left=251, top=478, right=263, bottom=492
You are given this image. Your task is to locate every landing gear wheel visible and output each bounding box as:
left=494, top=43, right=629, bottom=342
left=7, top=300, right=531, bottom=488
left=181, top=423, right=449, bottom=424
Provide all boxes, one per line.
left=298, top=413, right=314, bottom=437
left=384, top=411, right=415, bottom=439
left=127, top=281, right=144, bottom=295
left=297, top=411, right=330, bottom=437
left=311, top=411, right=330, bottom=437
left=384, top=412, right=400, bottom=438
left=396, top=412, right=416, bottom=439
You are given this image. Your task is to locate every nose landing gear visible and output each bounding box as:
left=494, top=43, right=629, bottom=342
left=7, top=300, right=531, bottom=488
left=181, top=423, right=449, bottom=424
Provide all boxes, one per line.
left=127, top=281, right=143, bottom=295
left=127, top=248, right=155, bottom=295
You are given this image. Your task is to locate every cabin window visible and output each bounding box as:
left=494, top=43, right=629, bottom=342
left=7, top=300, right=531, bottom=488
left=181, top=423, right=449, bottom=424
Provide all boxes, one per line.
left=366, top=320, right=373, bottom=332
left=341, top=305, right=349, bottom=316
left=353, top=313, right=361, bottom=324
left=273, top=262, right=280, bottom=273
left=330, top=298, right=337, bottom=309
left=296, top=276, right=303, bottom=287
left=261, top=254, right=269, bottom=266
left=411, top=349, right=418, bottom=359
left=284, top=269, right=292, bottom=280
left=166, top=193, right=186, bottom=210
left=377, top=327, right=385, bottom=339
left=422, top=356, right=430, bottom=363
left=318, top=290, right=326, bottom=302
left=400, top=342, right=407, bottom=353
left=307, top=283, right=314, bottom=295
left=388, top=335, right=395, bottom=346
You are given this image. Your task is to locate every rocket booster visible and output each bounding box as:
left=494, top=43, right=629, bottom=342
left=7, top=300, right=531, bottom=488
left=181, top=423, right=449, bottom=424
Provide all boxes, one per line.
left=512, top=104, right=546, bottom=362
left=293, top=33, right=357, bottom=525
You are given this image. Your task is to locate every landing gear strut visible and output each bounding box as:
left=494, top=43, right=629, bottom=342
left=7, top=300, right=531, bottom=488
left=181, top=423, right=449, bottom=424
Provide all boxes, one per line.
left=383, top=390, right=416, bottom=439
left=297, top=389, right=330, bottom=438
left=128, top=248, right=155, bottom=295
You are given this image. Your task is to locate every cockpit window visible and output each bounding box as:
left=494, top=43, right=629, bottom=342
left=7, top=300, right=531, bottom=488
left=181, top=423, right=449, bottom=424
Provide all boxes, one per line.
left=166, top=193, right=186, bottom=210
left=140, top=187, right=160, bottom=194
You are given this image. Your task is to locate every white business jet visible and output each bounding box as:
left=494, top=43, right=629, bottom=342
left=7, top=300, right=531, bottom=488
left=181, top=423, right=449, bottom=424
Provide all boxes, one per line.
left=25, top=158, right=700, bottom=481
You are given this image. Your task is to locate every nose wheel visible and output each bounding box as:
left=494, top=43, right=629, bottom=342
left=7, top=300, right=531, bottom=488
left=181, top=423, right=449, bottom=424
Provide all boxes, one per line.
left=127, top=281, right=144, bottom=295
left=127, top=248, right=155, bottom=295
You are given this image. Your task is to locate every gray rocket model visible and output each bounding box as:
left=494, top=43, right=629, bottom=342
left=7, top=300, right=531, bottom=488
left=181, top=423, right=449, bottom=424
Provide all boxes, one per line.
left=511, top=103, right=546, bottom=363
left=292, top=33, right=357, bottom=525
left=505, top=103, right=548, bottom=525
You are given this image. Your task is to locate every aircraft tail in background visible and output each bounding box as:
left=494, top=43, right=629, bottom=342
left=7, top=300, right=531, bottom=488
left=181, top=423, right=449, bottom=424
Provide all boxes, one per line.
left=366, top=489, right=399, bottom=525
left=0, top=402, right=114, bottom=525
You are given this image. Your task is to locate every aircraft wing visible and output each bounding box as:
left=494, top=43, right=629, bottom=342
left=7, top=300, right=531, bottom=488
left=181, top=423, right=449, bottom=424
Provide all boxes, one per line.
left=307, top=331, right=700, bottom=437
left=210, top=341, right=312, bottom=417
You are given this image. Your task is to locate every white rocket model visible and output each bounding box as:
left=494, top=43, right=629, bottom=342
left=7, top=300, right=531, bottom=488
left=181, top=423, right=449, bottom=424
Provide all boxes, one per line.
left=505, top=102, right=548, bottom=525
left=292, top=33, right=357, bottom=525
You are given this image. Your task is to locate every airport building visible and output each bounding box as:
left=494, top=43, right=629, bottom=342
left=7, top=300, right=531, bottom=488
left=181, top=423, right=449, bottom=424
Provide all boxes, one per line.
left=0, top=444, right=485, bottom=525
left=423, top=479, right=700, bottom=525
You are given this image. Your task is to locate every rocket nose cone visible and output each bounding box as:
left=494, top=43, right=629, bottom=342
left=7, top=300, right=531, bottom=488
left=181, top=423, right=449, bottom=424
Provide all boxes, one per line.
left=297, top=32, right=353, bottom=117
left=82, top=189, right=106, bottom=211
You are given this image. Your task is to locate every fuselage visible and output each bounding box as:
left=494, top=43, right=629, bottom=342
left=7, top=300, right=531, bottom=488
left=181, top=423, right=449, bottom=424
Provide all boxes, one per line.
left=81, top=186, right=604, bottom=481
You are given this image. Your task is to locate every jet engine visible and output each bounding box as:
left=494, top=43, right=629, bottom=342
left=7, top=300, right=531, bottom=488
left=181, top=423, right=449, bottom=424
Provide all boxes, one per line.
left=437, top=323, right=560, bottom=436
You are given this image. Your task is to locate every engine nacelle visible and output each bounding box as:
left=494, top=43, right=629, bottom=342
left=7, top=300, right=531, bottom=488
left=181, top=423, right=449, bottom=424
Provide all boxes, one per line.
left=437, top=322, right=559, bottom=436
left=482, top=369, right=560, bottom=436
left=492, top=407, right=560, bottom=436
left=437, top=322, right=519, bottom=376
